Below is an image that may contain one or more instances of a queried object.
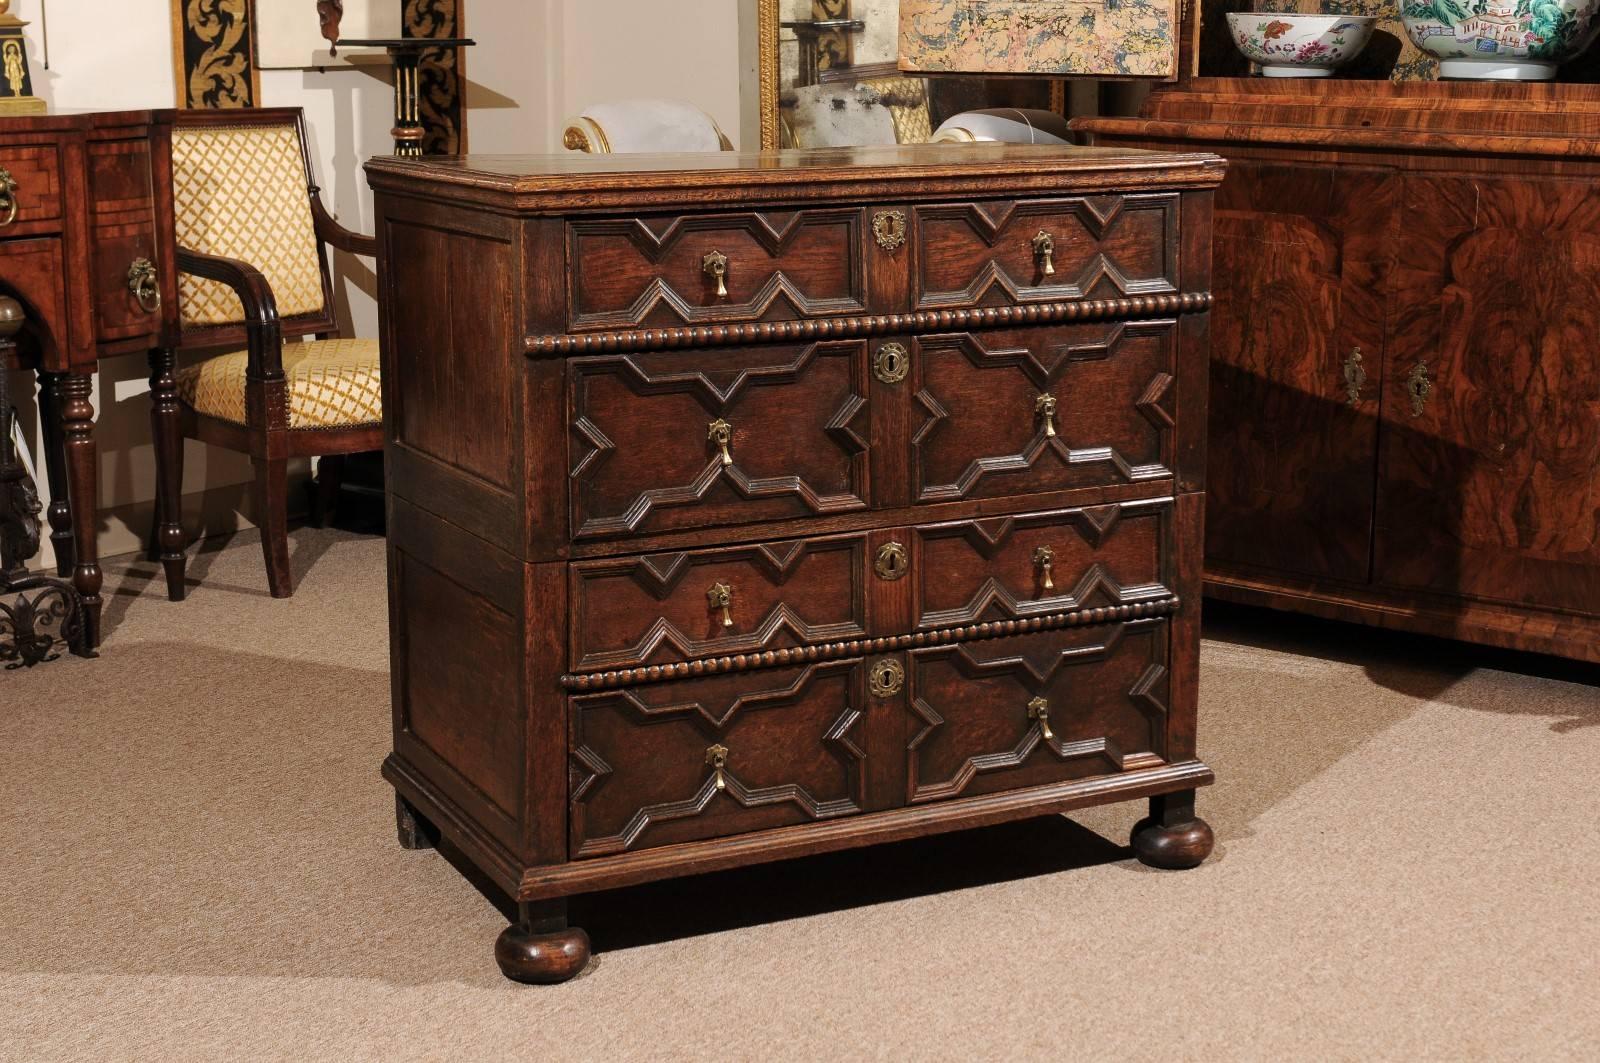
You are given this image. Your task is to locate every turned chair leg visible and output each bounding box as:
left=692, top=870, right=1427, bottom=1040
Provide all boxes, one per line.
left=253, top=455, right=293, bottom=598
left=1131, top=789, right=1215, bottom=870
left=148, top=349, right=188, bottom=600
left=36, top=371, right=75, bottom=577
left=496, top=899, right=591, bottom=985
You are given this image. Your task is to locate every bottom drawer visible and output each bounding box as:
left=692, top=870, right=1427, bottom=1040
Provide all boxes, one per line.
left=569, top=660, right=868, bottom=858
left=904, top=621, right=1170, bottom=805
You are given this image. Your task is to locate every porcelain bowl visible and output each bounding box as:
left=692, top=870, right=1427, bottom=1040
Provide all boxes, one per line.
left=1401, top=0, right=1600, bottom=80
left=1227, top=13, right=1379, bottom=76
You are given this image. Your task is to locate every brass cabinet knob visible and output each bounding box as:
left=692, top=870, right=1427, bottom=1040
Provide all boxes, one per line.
left=1035, top=392, right=1058, bottom=438
left=1342, top=348, right=1366, bottom=407
left=1028, top=696, right=1055, bottom=742
left=702, top=249, right=729, bottom=298
left=1406, top=361, right=1433, bottom=417
left=0, top=167, right=17, bottom=227
left=707, top=581, right=734, bottom=629
left=1033, top=545, right=1056, bottom=592
left=707, top=417, right=734, bottom=466
left=705, top=743, right=730, bottom=792
left=1032, top=229, right=1056, bottom=277
left=127, top=257, right=161, bottom=314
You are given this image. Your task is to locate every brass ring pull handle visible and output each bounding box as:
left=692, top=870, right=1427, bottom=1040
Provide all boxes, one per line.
left=0, top=167, right=17, bottom=227
left=1033, top=546, right=1056, bottom=592
left=1028, top=696, right=1055, bottom=742
left=1343, top=348, right=1366, bottom=408
left=127, top=257, right=161, bottom=314
left=705, top=743, right=730, bottom=793
left=1406, top=361, right=1433, bottom=418
left=707, top=581, right=734, bottom=629
left=707, top=417, right=734, bottom=466
left=1035, top=393, right=1058, bottom=438
left=702, top=249, right=729, bottom=299
left=1032, top=229, right=1056, bottom=277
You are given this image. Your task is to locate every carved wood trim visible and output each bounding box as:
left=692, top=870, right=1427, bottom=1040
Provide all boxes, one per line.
left=527, top=292, right=1214, bottom=357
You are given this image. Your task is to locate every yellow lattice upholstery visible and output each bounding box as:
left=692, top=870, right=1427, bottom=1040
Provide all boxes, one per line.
left=175, top=339, right=382, bottom=430
left=171, top=123, right=326, bottom=327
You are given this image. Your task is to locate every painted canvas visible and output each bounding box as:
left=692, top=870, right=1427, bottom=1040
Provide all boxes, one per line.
left=898, top=0, right=1179, bottom=78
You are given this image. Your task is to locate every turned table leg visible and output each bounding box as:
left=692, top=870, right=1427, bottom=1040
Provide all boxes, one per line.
left=147, top=349, right=188, bottom=600
left=496, top=899, right=591, bottom=984
left=57, top=371, right=101, bottom=651
left=1131, top=789, right=1215, bottom=870
left=35, top=371, right=74, bottom=578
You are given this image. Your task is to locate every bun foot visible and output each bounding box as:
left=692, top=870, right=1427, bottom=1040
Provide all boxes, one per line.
left=1130, top=790, right=1214, bottom=870
left=395, top=794, right=439, bottom=850
left=496, top=921, right=591, bottom=984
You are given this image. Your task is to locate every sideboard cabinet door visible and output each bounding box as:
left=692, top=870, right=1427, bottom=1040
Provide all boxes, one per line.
left=1206, top=161, right=1396, bottom=586
left=1374, top=174, right=1600, bottom=616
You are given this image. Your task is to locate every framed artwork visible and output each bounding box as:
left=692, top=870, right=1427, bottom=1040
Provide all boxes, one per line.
left=898, top=0, right=1180, bottom=79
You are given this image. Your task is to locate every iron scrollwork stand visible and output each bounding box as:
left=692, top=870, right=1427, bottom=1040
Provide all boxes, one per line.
left=1, top=295, right=89, bottom=666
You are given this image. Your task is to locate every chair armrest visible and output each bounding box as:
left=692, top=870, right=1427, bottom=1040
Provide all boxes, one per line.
left=310, top=194, right=378, bottom=258
left=176, top=247, right=284, bottom=380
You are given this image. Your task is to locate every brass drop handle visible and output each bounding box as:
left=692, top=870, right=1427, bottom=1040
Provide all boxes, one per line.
left=707, top=581, right=734, bottom=629
left=1028, top=696, right=1055, bottom=742
left=703, top=249, right=729, bottom=299
left=1406, top=361, right=1433, bottom=417
left=127, top=257, right=161, bottom=313
left=1343, top=348, right=1366, bottom=407
left=1032, top=229, right=1056, bottom=277
left=706, top=743, right=730, bottom=792
left=0, top=167, right=17, bottom=227
left=1034, top=546, right=1056, bottom=592
left=1035, top=392, right=1058, bottom=438
left=707, top=417, right=734, bottom=466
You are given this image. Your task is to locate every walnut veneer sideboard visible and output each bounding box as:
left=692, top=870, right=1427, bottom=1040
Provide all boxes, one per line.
left=365, top=145, right=1225, bottom=983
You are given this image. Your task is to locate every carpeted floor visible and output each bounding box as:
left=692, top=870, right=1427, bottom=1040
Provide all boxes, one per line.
left=4, top=527, right=1599, bottom=1062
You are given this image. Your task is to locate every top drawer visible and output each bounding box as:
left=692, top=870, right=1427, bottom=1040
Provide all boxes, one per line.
left=567, top=208, right=868, bottom=331
left=0, top=144, right=64, bottom=232
left=914, top=194, right=1179, bottom=311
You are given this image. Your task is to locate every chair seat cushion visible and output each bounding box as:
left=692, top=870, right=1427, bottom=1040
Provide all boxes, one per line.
left=175, top=338, right=382, bottom=430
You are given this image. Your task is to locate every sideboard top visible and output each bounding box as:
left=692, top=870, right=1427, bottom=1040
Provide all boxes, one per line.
left=366, top=144, right=1226, bottom=211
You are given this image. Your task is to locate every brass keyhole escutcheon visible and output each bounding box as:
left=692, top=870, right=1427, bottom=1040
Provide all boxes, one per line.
left=1343, top=348, right=1366, bottom=408
left=872, top=210, right=907, bottom=252
left=702, top=250, right=729, bottom=299
left=874, top=342, right=909, bottom=384
left=705, top=743, right=730, bottom=792
left=0, top=167, right=16, bottom=227
left=868, top=658, right=905, bottom=699
left=707, top=417, right=734, bottom=466
left=1035, top=393, right=1058, bottom=438
left=1406, top=361, right=1433, bottom=418
left=127, top=257, right=161, bottom=314
left=874, top=541, right=909, bottom=582
left=1033, top=545, right=1056, bottom=592
left=707, top=581, right=734, bottom=629
left=1032, top=229, right=1056, bottom=277
left=1028, top=696, right=1054, bottom=742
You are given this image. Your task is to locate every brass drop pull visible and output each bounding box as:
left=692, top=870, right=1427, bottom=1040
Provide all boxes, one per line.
left=702, top=249, right=729, bottom=299
left=1343, top=348, right=1366, bottom=407
left=1406, top=361, right=1433, bottom=417
left=1035, top=393, right=1058, bottom=438
left=127, top=257, right=161, bottom=313
left=0, top=167, right=17, bottom=227
left=1028, top=696, right=1055, bottom=742
left=1034, top=546, right=1056, bottom=592
left=706, top=743, right=730, bottom=792
left=707, top=581, right=734, bottom=629
left=707, top=417, right=734, bottom=466
left=1032, top=229, right=1056, bottom=277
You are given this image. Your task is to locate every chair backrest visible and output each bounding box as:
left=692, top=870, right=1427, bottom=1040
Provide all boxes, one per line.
left=166, top=112, right=328, bottom=331
left=563, top=99, right=734, bottom=154
left=931, top=108, right=1075, bottom=146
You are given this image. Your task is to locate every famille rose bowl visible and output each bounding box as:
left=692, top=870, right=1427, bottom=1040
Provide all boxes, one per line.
left=1227, top=13, right=1379, bottom=76
left=1401, top=0, right=1600, bottom=80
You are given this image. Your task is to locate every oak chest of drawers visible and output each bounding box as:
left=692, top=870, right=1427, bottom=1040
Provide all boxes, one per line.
left=366, top=145, right=1225, bottom=983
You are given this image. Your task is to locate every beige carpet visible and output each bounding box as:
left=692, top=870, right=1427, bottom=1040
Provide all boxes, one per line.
left=4, top=527, right=1599, bottom=1062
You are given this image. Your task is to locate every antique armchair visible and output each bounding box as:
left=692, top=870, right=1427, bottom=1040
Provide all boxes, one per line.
left=147, top=107, right=379, bottom=601
left=562, top=99, right=734, bottom=153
